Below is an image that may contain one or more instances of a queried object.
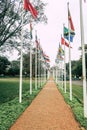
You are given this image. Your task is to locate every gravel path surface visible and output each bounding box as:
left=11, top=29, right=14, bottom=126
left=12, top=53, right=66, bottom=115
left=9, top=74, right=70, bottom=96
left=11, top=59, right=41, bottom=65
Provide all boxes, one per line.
left=10, top=79, right=81, bottom=130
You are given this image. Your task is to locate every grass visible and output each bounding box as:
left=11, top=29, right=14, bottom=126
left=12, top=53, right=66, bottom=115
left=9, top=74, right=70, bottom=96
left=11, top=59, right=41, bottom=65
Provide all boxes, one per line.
left=57, top=83, right=87, bottom=130
left=0, top=78, right=45, bottom=130
left=66, top=83, right=83, bottom=103
left=0, top=78, right=37, bottom=104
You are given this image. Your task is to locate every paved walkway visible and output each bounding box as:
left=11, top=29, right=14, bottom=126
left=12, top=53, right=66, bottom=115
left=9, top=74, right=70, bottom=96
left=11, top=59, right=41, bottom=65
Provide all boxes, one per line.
left=10, top=79, right=81, bottom=130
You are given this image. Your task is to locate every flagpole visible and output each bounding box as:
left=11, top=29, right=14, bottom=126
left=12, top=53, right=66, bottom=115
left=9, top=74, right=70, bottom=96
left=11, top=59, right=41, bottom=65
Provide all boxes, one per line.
left=63, top=25, right=66, bottom=93
left=56, top=64, right=57, bottom=83
left=39, top=39, right=41, bottom=87
left=60, top=61, right=63, bottom=90
left=30, top=42, right=32, bottom=95
left=35, top=30, right=37, bottom=90
left=79, top=0, right=87, bottom=117
left=67, top=3, right=72, bottom=101
left=24, top=0, right=38, bottom=94
left=64, top=40, right=66, bottom=93
left=48, top=69, right=50, bottom=79
left=19, top=1, right=23, bottom=103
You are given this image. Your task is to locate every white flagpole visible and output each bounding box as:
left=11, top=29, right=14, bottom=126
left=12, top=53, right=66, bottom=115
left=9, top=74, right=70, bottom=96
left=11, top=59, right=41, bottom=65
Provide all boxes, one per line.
left=39, top=39, right=41, bottom=87
left=79, top=0, right=87, bottom=117
left=39, top=51, right=41, bottom=87
left=19, top=2, right=23, bottom=103
left=48, top=69, right=50, bottom=79
left=56, top=64, right=57, bottom=83
left=67, top=3, right=72, bottom=101
left=30, top=43, right=32, bottom=95
left=35, top=46, right=37, bottom=90
left=53, top=68, right=54, bottom=79
left=35, top=31, right=37, bottom=90
left=63, top=25, right=66, bottom=93
left=64, top=42, right=66, bottom=93
left=61, top=61, right=64, bottom=90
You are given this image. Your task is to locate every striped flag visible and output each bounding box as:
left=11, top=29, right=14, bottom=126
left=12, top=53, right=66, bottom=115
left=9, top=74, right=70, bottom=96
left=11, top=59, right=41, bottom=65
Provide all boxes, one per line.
left=61, top=37, right=72, bottom=48
left=64, top=26, right=75, bottom=42
left=68, top=4, right=75, bottom=31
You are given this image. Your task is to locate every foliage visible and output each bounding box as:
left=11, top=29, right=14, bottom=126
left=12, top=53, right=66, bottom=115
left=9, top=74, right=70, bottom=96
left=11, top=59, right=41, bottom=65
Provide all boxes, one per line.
left=0, top=56, right=10, bottom=75
left=0, top=0, right=47, bottom=52
left=8, top=60, right=20, bottom=76
left=0, top=50, right=47, bottom=77
left=66, top=44, right=87, bottom=78
left=23, top=49, right=46, bottom=77
left=0, top=0, right=21, bottom=48
left=66, top=59, right=82, bottom=78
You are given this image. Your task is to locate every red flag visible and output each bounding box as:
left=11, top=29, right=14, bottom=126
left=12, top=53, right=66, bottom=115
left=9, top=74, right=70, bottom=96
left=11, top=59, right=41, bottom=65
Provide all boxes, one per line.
left=24, top=0, right=38, bottom=19
left=61, top=37, right=72, bottom=48
left=68, top=6, right=75, bottom=31
left=61, top=37, right=65, bottom=45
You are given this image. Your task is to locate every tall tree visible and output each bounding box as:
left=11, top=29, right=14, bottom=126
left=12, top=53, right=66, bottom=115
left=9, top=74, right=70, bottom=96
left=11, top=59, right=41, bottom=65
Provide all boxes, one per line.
left=0, top=0, right=21, bottom=48
left=0, top=56, right=10, bottom=75
left=0, top=0, right=47, bottom=51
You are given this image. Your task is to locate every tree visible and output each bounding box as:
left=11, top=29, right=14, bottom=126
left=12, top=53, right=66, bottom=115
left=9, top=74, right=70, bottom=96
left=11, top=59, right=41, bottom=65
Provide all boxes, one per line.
left=23, top=47, right=46, bottom=78
left=0, top=0, right=47, bottom=52
left=8, top=60, right=20, bottom=76
left=0, top=56, right=10, bottom=75
left=0, top=0, right=21, bottom=48
left=66, top=60, right=82, bottom=79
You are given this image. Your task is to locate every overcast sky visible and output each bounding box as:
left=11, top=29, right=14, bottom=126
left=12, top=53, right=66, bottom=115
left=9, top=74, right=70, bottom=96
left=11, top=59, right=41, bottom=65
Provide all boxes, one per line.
left=35, top=0, right=87, bottom=66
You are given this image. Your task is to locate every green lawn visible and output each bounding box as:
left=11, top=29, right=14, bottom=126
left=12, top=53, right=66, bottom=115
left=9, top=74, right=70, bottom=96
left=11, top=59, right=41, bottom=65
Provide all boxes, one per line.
left=66, top=83, right=83, bottom=103
left=0, top=78, right=34, bottom=104
left=0, top=78, right=44, bottom=130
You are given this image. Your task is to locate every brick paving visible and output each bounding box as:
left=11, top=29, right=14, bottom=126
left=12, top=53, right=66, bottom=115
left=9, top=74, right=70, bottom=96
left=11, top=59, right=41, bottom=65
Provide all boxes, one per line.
left=10, top=79, right=81, bottom=130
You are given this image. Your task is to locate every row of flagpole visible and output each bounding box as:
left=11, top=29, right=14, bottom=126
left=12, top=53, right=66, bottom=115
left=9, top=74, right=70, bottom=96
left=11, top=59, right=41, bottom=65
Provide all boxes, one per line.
left=54, top=0, right=87, bottom=117
left=19, top=0, right=50, bottom=103
left=19, top=28, right=50, bottom=103
left=19, top=0, right=87, bottom=117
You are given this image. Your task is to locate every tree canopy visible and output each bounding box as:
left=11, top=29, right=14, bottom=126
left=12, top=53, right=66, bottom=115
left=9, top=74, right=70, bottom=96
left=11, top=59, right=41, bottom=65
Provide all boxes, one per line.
left=0, top=0, right=47, bottom=53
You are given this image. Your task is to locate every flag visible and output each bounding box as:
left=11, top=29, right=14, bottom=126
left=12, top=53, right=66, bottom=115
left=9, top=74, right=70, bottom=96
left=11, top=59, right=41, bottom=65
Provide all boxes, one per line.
left=61, top=37, right=72, bottom=48
left=30, top=22, right=33, bottom=39
left=61, top=37, right=65, bottom=45
left=35, top=31, right=39, bottom=50
left=58, top=44, right=64, bottom=55
left=57, top=53, right=63, bottom=61
left=24, top=0, right=38, bottom=19
left=68, top=5, right=75, bottom=31
left=64, top=26, right=75, bottom=42
left=36, top=40, right=40, bottom=50
left=43, top=53, right=50, bottom=62
left=64, top=34, right=74, bottom=42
